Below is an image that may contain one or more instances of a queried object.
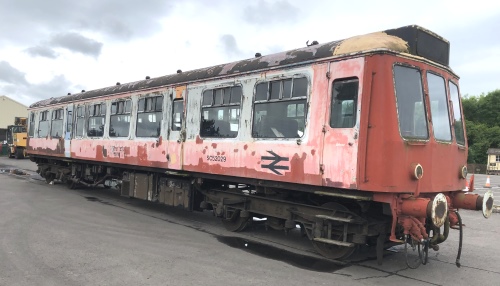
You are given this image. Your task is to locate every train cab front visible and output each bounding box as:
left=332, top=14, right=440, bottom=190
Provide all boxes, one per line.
left=360, top=46, right=494, bottom=266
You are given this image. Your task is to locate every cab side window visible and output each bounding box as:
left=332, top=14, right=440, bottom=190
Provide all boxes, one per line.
left=330, top=78, right=359, bottom=128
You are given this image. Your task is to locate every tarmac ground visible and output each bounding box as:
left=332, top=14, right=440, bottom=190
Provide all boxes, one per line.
left=1, top=156, right=499, bottom=286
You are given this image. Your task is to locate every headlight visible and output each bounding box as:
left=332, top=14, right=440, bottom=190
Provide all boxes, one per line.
left=460, top=165, right=468, bottom=179
left=412, top=163, right=424, bottom=180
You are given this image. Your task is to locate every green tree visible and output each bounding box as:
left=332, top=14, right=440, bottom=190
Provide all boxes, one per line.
left=462, top=89, right=500, bottom=163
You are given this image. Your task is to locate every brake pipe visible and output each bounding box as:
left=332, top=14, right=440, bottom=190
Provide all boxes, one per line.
left=455, top=210, right=463, bottom=268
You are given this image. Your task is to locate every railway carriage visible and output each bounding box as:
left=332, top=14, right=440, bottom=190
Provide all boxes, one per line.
left=27, top=25, right=494, bottom=264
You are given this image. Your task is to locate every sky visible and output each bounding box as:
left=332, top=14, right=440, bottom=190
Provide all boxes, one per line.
left=0, top=0, right=499, bottom=107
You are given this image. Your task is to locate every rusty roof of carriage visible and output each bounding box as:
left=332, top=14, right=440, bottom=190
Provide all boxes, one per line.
left=30, top=25, right=449, bottom=108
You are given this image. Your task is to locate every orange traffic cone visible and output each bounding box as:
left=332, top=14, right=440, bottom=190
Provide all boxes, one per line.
left=484, top=176, right=491, bottom=188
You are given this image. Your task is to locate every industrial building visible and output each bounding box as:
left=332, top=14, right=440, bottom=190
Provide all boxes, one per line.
left=0, top=95, right=28, bottom=142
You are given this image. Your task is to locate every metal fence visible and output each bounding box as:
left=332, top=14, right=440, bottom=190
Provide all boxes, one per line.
left=468, top=164, right=487, bottom=174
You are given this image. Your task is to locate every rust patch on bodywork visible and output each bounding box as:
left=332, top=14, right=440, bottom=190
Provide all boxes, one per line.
left=195, top=136, right=203, bottom=144
left=175, top=86, right=186, bottom=99
left=27, top=137, right=65, bottom=157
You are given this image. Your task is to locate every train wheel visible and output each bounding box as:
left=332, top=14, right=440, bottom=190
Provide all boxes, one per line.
left=311, top=202, right=356, bottom=260
left=221, top=210, right=249, bottom=232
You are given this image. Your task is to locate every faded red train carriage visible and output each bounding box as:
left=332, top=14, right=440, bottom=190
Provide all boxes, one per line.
left=27, top=25, right=493, bottom=264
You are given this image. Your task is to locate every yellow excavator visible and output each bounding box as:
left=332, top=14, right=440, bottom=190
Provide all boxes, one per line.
left=7, top=117, right=28, bottom=159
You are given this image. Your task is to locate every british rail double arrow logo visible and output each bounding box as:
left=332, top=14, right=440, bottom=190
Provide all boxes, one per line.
left=261, top=150, right=289, bottom=175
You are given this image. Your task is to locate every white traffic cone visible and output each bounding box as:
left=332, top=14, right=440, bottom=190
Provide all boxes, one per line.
left=484, top=176, right=491, bottom=188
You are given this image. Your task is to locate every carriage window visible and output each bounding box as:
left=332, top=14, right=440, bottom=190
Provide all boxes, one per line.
left=87, top=103, right=105, bottom=137
left=28, top=112, right=35, bottom=137
left=171, top=100, right=183, bottom=131
left=137, top=95, right=163, bottom=137
left=75, top=106, right=85, bottom=138
left=50, top=109, right=64, bottom=138
left=38, top=110, right=50, bottom=138
left=110, top=100, right=131, bottom=137
left=252, top=77, right=308, bottom=138
left=394, top=65, right=428, bottom=139
left=200, top=86, right=242, bottom=138
left=449, top=82, right=465, bottom=145
left=330, top=78, right=358, bottom=128
left=427, top=73, right=451, bottom=141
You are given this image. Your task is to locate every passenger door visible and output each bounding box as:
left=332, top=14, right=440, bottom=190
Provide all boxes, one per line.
left=166, top=85, right=187, bottom=170
left=321, top=58, right=364, bottom=188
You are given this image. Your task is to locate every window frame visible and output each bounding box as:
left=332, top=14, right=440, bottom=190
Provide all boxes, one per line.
left=393, top=63, right=429, bottom=141
left=426, top=71, right=452, bottom=143
left=109, top=99, right=132, bottom=138
left=200, top=85, right=243, bottom=138
left=87, top=102, right=106, bottom=138
left=28, top=112, right=35, bottom=137
left=448, top=80, right=466, bottom=146
left=136, top=94, right=164, bottom=138
left=496, top=155, right=500, bottom=162
left=251, top=76, right=309, bottom=139
left=329, top=77, right=359, bottom=129
left=37, top=110, right=50, bottom=138
left=50, top=108, right=64, bottom=138
left=171, top=99, right=184, bottom=131
left=75, top=105, right=86, bottom=138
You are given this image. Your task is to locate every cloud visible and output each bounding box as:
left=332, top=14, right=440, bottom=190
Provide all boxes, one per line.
left=29, top=75, right=74, bottom=101
left=25, top=45, right=59, bottom=59
left=50, top=32, right=103, bottom=58
left=219, top=34, right=243, bottom=57
left=0, top=61, right=29, bottom=86
left=0, top=0, right=174, bottom=45
left=243, top=0, right=298, bottom=25
left=2, top=74, right=74, bottom=105
left=0, top=61, right=74, bottom=104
